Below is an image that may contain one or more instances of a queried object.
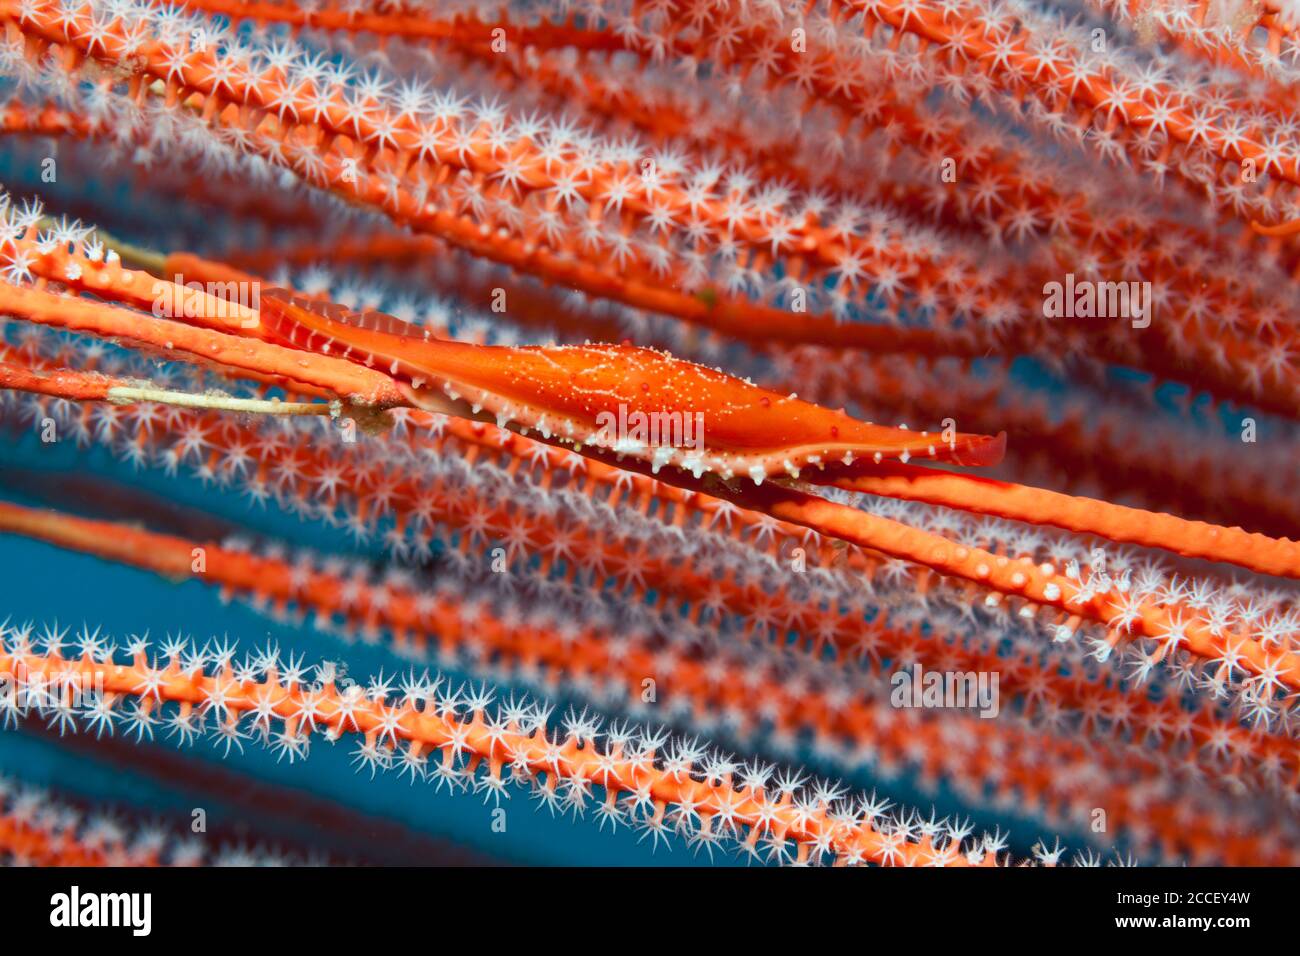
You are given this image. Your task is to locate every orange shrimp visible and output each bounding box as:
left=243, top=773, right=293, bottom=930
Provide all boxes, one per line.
left=257, top=290, right=1005, bottom=483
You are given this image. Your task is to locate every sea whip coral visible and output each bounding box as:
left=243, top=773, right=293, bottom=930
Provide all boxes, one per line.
left=0, top=0, right=1297, bottom=867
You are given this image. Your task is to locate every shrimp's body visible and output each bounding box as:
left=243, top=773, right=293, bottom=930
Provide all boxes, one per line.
left=259, top=291, right=1004, bottom=482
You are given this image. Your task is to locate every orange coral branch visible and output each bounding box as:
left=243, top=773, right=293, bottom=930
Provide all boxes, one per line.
left=741, top=482, right=1300, bottom=692
left=0, top=355, right=126, bottom=400
left=0, top=282, right=403, bottom=405
left=0, top=642, right=985, bottom=866
left=826, top=463, right=1300, bottom=579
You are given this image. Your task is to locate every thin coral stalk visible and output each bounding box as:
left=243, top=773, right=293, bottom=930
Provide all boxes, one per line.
left=0, top=632, right=994, bottom=866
